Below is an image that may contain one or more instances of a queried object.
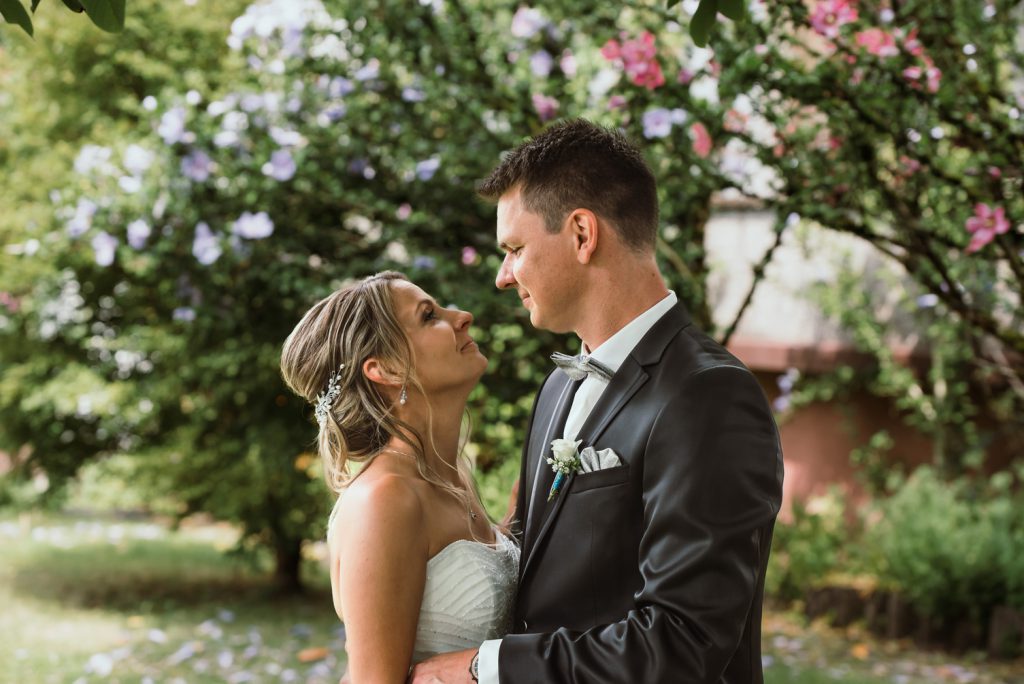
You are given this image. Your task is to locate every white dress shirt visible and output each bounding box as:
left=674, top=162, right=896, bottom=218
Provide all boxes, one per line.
left=477, top=291, right=678, bottom=683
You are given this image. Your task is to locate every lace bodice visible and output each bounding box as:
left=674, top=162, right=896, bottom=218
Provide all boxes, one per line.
left=412, top=529, right=520, bottom=663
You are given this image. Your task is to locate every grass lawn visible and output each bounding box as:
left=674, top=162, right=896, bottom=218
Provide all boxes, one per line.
left=1, top=511, right=1021, bottom=683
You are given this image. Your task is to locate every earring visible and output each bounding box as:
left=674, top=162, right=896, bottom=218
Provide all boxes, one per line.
left=399, top=385, right=407, bottom=406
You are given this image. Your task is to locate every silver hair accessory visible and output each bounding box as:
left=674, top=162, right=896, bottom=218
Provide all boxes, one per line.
left=399, top=385, right=407, bottom=406
left=314, top=363, right=345, bottom=427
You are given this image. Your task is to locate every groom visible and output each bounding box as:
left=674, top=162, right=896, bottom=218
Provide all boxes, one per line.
left=412, top=119, right=783, bottom=683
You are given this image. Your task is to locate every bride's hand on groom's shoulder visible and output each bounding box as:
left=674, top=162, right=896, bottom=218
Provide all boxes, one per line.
left=407, top=648, right=476, bottom=684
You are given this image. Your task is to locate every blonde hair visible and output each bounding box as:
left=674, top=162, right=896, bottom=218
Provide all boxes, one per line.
left=280, top=271, right=486, bottom=533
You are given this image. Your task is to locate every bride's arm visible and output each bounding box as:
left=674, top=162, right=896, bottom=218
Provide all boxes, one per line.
left=333, top=475, right=429, bottom=684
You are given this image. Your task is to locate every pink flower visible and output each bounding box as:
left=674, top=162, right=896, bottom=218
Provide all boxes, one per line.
left=965, top=203, right=1010, bottom=253
left=902, top=28, right=924, bottom=57
left=855, top=28, right=898, bottom=57
left=988, top=166, right=1002, bottom=179
left=924, top=64, right=942, bottom=93
left=809, top=0, right=858, bottom=39
left=677, top=68, right=694, bottom=85
left=723, top=109, right=747, bottom=133
left=903, top=57, right=941, bottom=92
left=690, top=123, right=713, bottom=158
left=0, top=292, right=20, bottom=313
left=600, top=39, right=621, bottom=61
left=461, top=246, right=478, bottom=265
left=607, top=94, right=627, bottom=111
left=899, top=155, right=922, bottom=175
left=603, top=31, right=665, bottom=91
left=532, top=93, right=559, bottom=122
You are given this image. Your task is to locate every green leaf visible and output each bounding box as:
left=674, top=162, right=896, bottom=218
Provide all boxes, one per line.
left=667, top=0, right=682, bottom=7
left=690, top=0, right=718, bottom=48
left=718, top=0, right=745, bottom=20
left=61, top=0, right=84, bottom=12
left=0, top=0, right=34, bottom=35
left=78, top=0, right=124, bottom=32
left=30, top=0, right=40, bottom=11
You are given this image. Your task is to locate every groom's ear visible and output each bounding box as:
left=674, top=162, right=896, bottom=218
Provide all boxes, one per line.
left=567, top=208, right=599, bottom=264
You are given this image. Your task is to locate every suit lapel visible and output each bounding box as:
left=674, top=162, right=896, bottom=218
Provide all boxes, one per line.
left=519, top=359, right=649, bottom=585
left=518, top=302, right=695, bottom=586
left=522, top=376, right=579, bottom=561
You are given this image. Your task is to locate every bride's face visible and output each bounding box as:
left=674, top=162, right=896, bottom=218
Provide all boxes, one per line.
left=390, top=280, right=487, bottom=395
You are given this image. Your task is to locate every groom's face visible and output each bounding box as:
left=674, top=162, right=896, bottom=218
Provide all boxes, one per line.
left=495, top=188, right=580, bottom=333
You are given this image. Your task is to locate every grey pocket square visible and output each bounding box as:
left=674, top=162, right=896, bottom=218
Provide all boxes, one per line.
left=579, top=446, right=622, bottom=473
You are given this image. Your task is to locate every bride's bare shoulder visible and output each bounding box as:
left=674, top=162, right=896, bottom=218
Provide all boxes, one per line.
left=332, top=468, right=426, bottom=549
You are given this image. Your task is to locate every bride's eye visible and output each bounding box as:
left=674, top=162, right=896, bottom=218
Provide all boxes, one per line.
left=423, top=306, right=438, bottom=323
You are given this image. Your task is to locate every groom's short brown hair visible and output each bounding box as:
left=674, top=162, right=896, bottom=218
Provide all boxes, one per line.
left=477, top=118, right=659, bottom=253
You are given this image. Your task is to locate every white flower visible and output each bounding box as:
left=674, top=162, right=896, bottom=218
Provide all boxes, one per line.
left=123, top=144, right=154, bottom=176
left=547, top=438, right=582, bottom=474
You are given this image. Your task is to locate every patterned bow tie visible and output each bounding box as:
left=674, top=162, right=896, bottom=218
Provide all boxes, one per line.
left=551, top=352, right=614, bottom=382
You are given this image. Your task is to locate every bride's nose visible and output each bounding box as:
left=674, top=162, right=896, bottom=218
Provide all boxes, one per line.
left=453, top=309, right=473, bottom=329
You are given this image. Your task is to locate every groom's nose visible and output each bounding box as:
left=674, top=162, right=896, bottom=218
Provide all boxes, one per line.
left=495, top=255, right=517, bottom=290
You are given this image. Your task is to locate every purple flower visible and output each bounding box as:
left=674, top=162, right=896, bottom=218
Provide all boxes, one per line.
left=213, top=131, right=240, bottom=148
left=415, top=157, right=441, bottom=181
left=532, top=93, right=559, bottom=122
left=173, top=307, right=196, bottom=322
left=916, top=293, right=939, bottom=308
left=560, top=50, right=578, bottom=77
left=772, top=395, right=790, bottom=413
left=354, top=59, right=380, bottom=82
left=269, top=127, right=303, bottom=146
left=157, top=107, right=188, bottom=145
left=511, top=7, right=546, bottom=39
left=192, top=222, right=223, bottom=265
left=642, top=107, right=673, bottom=139
left=181, top=150, right=215, bottom=182
left=413, top=255, right=436, bottom=270
left=74, top=145, right=112, bottom=175
left=232, top=211, right=274, bottom=240
left=66, top=198, right=98, bottom=237
left=328, top=77, right=354, bottom=98
left=262, top=149, right=297, bottom=181
left=240, top=93, right=265, bottom=112
left=123, top=144, right=154, bottom=176
left=402, top=86, right=427, bottom=103
left=318, top=103, right=347, bottom=124
left=776, top=367, right=800, bottom=393
left=118, top=176, right=142, bottom=194
left=91, top=231, right=118, bottom=267
left=530, top=50, right=554, bottom=78
left=349, top=158, right=371, bottom=176
left=127, top=219, right=151, bottom=249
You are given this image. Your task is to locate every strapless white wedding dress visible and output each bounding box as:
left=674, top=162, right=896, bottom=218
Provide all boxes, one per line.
left=411, top=528, right=520, bottom=663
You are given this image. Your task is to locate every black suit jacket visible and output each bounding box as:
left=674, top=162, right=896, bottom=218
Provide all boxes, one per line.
left=498, top=302, right=784, bottom=683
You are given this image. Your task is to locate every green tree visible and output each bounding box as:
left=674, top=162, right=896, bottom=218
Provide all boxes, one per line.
left=1, top=0, right=1020, bottom=592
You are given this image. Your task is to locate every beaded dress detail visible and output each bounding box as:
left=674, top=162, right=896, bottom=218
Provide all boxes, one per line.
left=411, top=529, right=519, bottom=663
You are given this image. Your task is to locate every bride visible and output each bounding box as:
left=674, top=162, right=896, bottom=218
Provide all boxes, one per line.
left=279, top=271, right=518, bottom=682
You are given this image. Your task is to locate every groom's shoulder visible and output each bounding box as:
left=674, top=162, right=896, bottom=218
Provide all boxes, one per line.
left=660, top=320, right=754, bottom=382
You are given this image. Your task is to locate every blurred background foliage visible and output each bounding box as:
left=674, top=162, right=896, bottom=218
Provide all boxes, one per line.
left=0, top=0, right=1021, bottom=617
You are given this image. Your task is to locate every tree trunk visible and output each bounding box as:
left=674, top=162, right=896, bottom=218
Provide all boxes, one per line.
left=273, top=536, right=304, bottom=594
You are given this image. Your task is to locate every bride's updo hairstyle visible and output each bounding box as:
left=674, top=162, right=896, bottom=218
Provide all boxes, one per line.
left=280, top=271, right=480, bottom=519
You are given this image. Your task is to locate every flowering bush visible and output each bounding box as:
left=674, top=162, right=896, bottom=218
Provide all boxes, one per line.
left=1, top=0, right=1021, bottom=586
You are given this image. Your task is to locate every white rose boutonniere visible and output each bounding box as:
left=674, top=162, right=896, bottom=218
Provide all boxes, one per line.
left=546, top=438, right=582, bottom=501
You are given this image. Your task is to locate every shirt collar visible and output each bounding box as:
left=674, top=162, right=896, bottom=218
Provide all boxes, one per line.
left=580, top=291, right=678, bottom=375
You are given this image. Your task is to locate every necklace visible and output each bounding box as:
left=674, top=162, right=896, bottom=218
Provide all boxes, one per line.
left=378, top=447, right=478, bottom=521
